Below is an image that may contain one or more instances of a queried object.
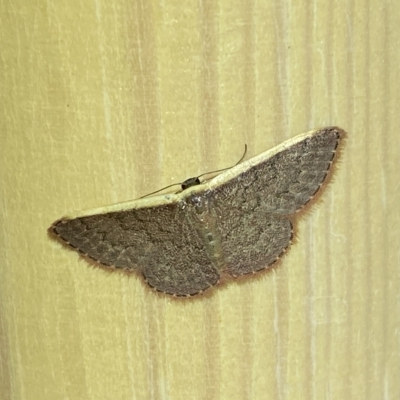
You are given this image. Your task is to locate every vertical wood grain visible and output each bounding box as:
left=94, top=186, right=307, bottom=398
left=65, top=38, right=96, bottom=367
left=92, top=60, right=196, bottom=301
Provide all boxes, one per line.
left=1, top=0, right=399, bottom=399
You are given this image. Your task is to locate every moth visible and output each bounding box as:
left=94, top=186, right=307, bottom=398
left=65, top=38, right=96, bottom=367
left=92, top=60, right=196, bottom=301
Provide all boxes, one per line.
left=49, top=127, right=345, bottom=297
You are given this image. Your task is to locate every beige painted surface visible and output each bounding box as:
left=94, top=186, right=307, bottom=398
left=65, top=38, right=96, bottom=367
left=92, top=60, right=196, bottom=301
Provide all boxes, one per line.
left=1, top=0, right=399, bottom=399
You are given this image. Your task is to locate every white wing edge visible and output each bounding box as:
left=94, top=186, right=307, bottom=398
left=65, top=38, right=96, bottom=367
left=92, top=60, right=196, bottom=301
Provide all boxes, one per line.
left=57, top=126, right=344, bottom=220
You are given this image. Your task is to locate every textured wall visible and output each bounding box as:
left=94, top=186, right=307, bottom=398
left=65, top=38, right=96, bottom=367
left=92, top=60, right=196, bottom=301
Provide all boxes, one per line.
left=1, top=0, right=399, bottom=399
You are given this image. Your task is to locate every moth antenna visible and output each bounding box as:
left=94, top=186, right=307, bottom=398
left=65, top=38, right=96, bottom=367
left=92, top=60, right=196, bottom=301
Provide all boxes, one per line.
left=140, top=144, right=248, bottom=198
left=196, top=144, right=248, bottom=181
left=138, top=182, right=181, bottom=198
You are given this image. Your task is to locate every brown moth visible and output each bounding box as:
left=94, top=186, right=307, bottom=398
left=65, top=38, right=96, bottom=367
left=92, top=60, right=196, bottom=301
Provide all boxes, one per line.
left=49, top=127, right=345, bottom=297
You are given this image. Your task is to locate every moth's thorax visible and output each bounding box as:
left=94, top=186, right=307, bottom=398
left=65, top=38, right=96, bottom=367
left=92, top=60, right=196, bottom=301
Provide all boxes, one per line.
left=182, top=191, right=214, bottom=214
left=179, top=191, right=219, bottom=236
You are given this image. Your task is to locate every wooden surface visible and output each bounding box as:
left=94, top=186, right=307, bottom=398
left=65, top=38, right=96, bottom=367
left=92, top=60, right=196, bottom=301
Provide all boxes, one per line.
left=1, top=0, right=399, bottom=399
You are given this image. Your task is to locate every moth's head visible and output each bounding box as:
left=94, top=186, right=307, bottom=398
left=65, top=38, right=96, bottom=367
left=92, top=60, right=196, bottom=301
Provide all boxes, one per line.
left=181, top=177, right=201, bottom=191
